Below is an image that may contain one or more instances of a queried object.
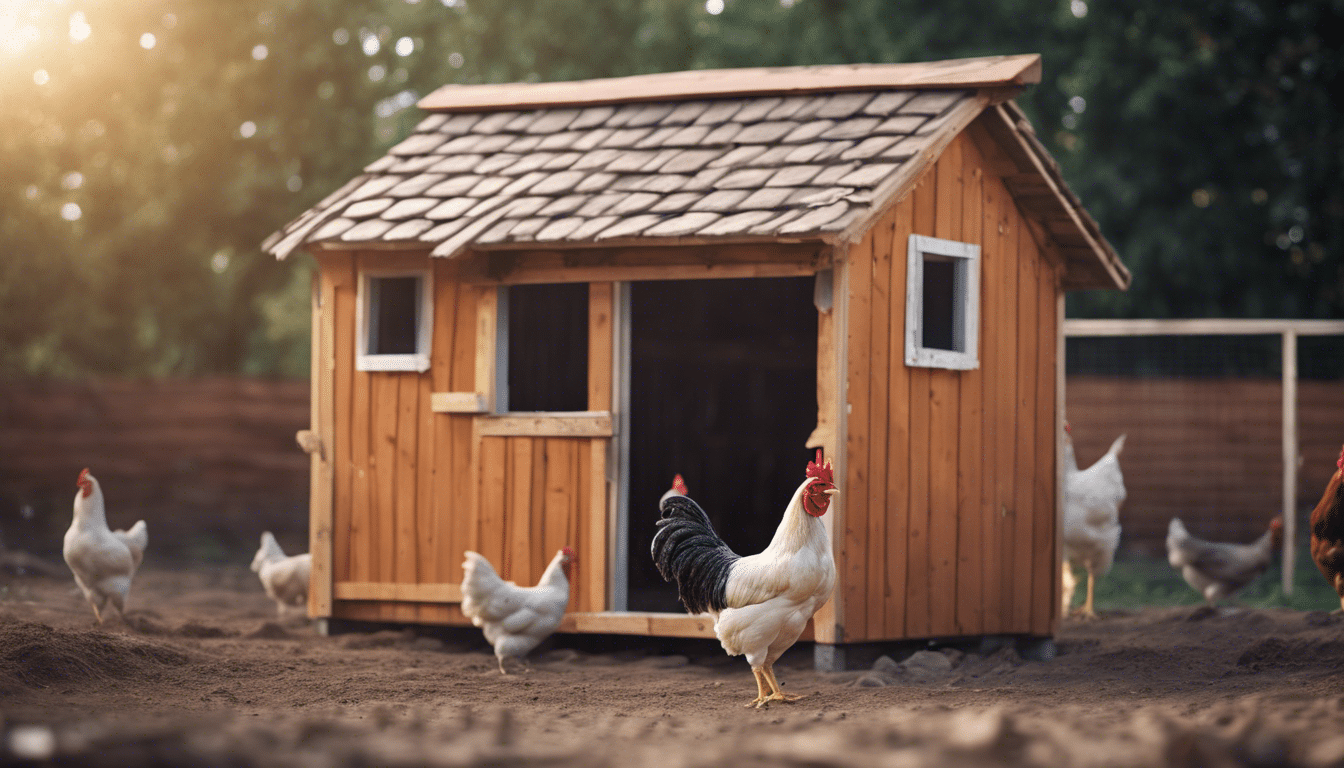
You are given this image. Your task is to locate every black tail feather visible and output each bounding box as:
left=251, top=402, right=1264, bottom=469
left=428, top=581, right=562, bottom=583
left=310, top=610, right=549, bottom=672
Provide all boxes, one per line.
left=650, top=495, right=739, bottom=614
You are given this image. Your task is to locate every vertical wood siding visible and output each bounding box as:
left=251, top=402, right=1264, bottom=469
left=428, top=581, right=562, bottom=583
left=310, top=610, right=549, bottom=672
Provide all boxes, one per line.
left=321, top=253, right=601, bottom=624
left=841, top=131, right=1060, bottom=642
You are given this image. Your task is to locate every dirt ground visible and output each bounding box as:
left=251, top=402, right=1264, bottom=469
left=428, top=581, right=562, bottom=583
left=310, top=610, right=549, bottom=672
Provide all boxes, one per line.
left=3, top=565, right=1344, bottom=767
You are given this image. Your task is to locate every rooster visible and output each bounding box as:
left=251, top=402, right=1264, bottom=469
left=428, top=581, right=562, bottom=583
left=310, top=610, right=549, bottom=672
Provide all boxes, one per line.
left=460, top=547, right=573, bottom=673
left=1060, top=423, right=1126, bottom=619
left=63, top=469, right=148, bottom=624
left=652, top=451, right=837, bottom=708
left=1309, top=445, right=1344, bottom=611
left=250, top=531, right=312, bottom=617
left=1167, top=517, right=1282, bottom=606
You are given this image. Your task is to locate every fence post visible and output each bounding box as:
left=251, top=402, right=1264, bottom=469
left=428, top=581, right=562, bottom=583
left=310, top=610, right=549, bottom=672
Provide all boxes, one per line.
left=1282, top=329, right=1298, bottom=596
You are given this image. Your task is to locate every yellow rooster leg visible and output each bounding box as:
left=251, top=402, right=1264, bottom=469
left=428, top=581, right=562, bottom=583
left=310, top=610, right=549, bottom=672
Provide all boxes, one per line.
left=745, top=667, right=770, bottom=708
left=498, top=657, right=509, bottom=675
left=763, top=667, right=801, bottom=710
left=1079, top=565, right=1099, bottom=620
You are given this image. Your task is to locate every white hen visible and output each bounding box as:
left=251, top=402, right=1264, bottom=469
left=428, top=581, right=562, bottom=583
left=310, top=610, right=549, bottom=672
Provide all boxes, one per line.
left=460, top=548, right=573, bottom=673
left=1060, top=426, right=1126, bottom=619
left=251, top=531, right=312, bottom=617
left=63, top=468, right=148, bottom=624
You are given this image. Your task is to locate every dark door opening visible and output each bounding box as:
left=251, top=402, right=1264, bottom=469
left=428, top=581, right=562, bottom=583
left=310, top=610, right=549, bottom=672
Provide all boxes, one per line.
left=626, top=277, right=819, bottom=613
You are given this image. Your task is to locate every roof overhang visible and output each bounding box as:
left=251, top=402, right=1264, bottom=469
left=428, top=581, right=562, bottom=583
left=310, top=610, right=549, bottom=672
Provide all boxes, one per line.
left=419, top=54, right=1041, bottom=112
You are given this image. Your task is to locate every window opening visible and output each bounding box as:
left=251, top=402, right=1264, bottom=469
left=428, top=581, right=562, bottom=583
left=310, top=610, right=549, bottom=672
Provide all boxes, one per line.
left=906, top=234, right=979, bottom=370
left=504, top=282, right=588, bottom=412
left=357, top=271, right=431, bottom=372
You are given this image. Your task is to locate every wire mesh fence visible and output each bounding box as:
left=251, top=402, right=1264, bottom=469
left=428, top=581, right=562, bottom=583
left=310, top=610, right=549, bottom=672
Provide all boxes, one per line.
left=1063, top=320, right=1344, bottom=594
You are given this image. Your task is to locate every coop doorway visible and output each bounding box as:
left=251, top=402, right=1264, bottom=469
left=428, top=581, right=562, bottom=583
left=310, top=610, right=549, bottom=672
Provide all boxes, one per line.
left=623, top=276, right=819, bottom=613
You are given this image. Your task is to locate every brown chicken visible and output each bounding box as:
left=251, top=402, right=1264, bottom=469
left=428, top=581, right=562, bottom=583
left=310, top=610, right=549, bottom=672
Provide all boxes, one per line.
left=1309, top=445, right=1344, bottom=611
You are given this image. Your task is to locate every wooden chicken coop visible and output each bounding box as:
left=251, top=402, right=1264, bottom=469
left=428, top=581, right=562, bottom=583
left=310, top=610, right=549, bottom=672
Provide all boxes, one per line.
left=264, top=54, right=1129, bottom=665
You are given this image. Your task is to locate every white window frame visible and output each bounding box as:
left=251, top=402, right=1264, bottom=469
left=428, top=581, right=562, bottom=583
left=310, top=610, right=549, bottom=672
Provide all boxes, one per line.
left=904, top=234, right=980, bottom=370
left=355, top=269, right=433, bottom=373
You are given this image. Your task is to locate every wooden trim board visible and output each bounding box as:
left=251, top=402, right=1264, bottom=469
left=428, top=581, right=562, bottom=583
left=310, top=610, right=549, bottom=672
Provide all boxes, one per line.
left=430, top=392, right=489, bottom=413
left=334, top=582, right=463, bottom=603
left=419, top=55, right=1041, bottom=111
left=476, top=412, right=614, bottom=437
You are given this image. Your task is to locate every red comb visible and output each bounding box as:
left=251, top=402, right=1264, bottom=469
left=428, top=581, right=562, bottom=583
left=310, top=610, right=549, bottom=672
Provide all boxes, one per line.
left=806, top=450, right=834, bottom=486
left=1337, top=445, right=1343, bottom=472
left=672, top=474, right=687, bottom=495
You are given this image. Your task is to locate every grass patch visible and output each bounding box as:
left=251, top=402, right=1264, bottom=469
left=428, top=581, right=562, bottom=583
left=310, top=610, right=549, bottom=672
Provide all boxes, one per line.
left=1075, top=543, right=1342, bottom=613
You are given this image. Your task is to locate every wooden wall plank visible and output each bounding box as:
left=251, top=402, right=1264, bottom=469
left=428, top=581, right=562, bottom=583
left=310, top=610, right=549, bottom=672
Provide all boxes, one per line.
left=843, top=227, right=874, bottom=642
left=312, top=254, right=353, bottom=616
left=1032, top=255, right=1059, bottom=635
left=371, top=373, right=400, bottom=585
left=577, top=438, right=595, bottom=613
left=864, top=203, right=893, bottom=641
left=348, top=299, right=374, bottom=587
left=955, top=138, right=986, bottom=635
left=586, top=438, right=606, bottom=612
left=430, top=266, right=458, bottom=586
left=589, top=282, right=614, bottom=411
left=449, top=284, right=479, bottom=582
left=993, top=187, right=1020, bottom=632
left=1012, top=221, right=1040, bottom=631
left=978, top=171, right=1007, bottom=634
left=475, top=287, right=498, bottom=411
left=508, top=437, right=535, bottom=584
left=542, top=439, right=574, bottom=589
left=904, top=176, right=935, bottom=638
left=884, top=197, right=914, bottom=639
left=477, top=436, right=508, bottom=569
left=586, top=281, right=613, bottom=615
left=392, top=373, right=420, bottom=622
left=529, top=439, right=548, bottom=583
left=927, top=140, right=963, bottom=638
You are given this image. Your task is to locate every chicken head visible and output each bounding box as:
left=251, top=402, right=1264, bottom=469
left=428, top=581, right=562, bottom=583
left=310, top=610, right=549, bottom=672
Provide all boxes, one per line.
left=802, top=450, right=839, bottom=517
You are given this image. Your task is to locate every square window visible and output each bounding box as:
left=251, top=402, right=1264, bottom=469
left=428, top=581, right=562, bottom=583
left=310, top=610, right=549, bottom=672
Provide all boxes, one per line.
left=356, top=271, right=432, bottom=372
left=905, top=234, right=979, bottom=370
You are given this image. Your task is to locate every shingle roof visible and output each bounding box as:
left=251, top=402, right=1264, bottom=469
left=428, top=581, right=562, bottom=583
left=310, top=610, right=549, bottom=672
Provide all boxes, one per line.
left=265, top=88, right=983, bottom=260
left=264, top=54, right=1128, bottom=291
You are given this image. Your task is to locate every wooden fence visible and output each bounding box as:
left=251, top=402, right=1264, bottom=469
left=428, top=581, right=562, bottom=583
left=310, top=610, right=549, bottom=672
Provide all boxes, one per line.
left=0, top=379, right=310, bottom=562
left=1066, top=376, right=1343, bottom=556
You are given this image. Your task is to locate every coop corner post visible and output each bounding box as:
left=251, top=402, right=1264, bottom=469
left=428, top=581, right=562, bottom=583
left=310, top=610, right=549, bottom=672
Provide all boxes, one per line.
left=309, top=253, right=342, bottom=620
left=1282, top=329, right=1297, bottom=596
left=814, top=244, right=848, bottom=672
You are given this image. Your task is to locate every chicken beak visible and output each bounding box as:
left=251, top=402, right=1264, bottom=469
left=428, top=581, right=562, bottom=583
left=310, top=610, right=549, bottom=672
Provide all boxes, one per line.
left=823, top=488, right=840, bottom=496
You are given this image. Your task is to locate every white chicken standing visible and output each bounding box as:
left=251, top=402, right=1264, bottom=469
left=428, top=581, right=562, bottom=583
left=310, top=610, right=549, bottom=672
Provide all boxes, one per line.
left=1060, top=424, right=1126, bottom=620
left=250, top=531, right=312, bottom=617
left=63, top=468, right=148, bottom=624
left=460, top=547, right=573, bottom=673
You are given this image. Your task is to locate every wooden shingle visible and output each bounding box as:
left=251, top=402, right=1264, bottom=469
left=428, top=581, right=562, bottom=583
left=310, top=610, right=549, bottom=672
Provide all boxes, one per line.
left=266, top=55, right=1125, bottom=292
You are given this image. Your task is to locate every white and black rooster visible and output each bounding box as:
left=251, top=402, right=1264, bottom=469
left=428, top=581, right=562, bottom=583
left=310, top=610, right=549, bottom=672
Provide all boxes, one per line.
left=652, top=451, right=837, bottom=708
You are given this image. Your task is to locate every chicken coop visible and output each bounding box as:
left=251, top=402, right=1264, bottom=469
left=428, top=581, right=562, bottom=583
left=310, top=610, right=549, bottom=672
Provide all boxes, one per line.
left=264, top=54, right=1129, bottom=665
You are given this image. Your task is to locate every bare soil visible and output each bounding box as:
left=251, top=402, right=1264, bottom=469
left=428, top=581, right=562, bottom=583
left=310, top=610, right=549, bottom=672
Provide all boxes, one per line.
left=3, top=565, right=1344, bottom=767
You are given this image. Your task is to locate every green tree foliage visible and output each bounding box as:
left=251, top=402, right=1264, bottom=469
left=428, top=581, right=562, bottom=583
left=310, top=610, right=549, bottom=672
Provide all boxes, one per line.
left=1, top=0, right=1339, bottom=379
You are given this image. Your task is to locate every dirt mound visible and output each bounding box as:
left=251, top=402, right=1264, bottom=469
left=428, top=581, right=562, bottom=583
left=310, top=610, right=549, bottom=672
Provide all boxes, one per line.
left=245, top=621, right=291, bottom=639
left=1237, top=637, right=1344, bottom=670
left=176, top=621, right=232, bottom=639
left=0, top=622, right=191, bottom=694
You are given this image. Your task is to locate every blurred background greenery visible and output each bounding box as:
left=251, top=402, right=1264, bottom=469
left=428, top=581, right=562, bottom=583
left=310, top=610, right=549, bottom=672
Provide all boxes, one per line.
left=1080, top=543, right=1343, bottom=612
left=1, top=0, right=1341, bottom=380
